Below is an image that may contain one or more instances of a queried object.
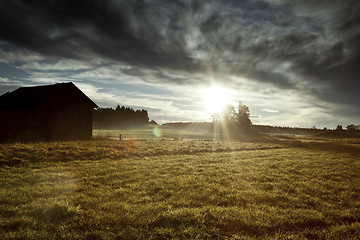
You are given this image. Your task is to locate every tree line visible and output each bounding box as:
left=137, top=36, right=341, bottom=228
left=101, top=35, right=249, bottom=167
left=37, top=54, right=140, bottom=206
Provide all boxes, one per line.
left=93, top=105, right=149, bottom=129
left=209, top=102, right=360, bottom=136
left=210, top=102, right=253, bottom=136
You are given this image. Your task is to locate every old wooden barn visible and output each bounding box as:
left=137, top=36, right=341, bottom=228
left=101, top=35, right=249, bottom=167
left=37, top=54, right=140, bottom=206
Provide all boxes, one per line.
left=0, top=82, right=98, bottom=142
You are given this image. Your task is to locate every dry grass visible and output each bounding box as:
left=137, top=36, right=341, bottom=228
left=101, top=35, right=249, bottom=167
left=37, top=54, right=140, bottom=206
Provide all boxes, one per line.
left=1, top=137, right=360, bottom=239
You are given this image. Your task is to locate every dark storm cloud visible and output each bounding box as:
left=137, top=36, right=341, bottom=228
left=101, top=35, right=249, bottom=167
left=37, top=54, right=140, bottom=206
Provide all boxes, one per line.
left=0, top=0, right=194, bottom=69
left=0, top=0, right=294, bottom=73
left=0, top=0, right=360, bottom=109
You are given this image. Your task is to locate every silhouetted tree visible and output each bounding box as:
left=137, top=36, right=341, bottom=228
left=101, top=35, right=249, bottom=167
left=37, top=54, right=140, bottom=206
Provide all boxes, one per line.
left=149, top=119, right=158, bottom=125
left=336, top=125, right=343, bottom=131
left=222, top=105, right=237, bottom=122
left=210, top=101, right=252, bottom=136
left=346, top=124, right=359, bottom=131
left=220, top=102, right=252, bottom=127
left=236, top=102, right=252, bottom=126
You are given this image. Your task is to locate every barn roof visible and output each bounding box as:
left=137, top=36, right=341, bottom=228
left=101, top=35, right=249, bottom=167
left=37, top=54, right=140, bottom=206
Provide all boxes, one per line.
left=0, top=82, right=98, bottom=110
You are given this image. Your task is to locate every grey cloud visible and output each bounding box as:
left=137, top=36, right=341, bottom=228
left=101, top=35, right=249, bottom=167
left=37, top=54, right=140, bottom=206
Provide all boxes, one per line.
left=0, top=0, right=189, bottom=68
left=245, top=70, right=295, bottom=89
left=1, top=0, right=360, bottom=109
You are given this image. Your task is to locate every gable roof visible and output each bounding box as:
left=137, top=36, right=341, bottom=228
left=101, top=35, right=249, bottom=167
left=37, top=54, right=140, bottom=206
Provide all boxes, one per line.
left=0, top=82, right=98, bottom=110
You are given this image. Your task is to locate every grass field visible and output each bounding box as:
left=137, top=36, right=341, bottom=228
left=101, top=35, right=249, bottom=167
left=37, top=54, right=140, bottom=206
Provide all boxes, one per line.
left=1, top=131, right=360, bottom=239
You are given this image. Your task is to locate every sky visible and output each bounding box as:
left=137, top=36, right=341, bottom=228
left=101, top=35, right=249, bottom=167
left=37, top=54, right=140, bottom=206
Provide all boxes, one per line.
left=0, top=0, right=359, bottom=128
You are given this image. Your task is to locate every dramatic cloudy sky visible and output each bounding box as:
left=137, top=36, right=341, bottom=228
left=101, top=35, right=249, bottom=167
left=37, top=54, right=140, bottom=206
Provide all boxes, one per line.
left=1, top=0, right=359, bottom=127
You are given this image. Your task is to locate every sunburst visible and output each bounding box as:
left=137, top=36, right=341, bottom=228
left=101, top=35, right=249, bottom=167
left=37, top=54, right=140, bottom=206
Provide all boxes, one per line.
left=200, top=85, right=233, bottom=114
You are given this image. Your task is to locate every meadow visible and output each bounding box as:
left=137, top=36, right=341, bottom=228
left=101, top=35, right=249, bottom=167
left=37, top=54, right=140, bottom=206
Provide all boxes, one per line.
left=1, top=129, right=360, bottom=239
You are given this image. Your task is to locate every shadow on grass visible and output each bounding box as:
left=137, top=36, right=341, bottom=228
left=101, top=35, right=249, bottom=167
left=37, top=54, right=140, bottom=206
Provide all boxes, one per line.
left=278, top=138, right=360, bottom=154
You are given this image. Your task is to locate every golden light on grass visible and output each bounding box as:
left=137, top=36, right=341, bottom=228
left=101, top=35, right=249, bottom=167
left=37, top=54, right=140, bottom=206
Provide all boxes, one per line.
left=1, top=137, right=360, bottom=239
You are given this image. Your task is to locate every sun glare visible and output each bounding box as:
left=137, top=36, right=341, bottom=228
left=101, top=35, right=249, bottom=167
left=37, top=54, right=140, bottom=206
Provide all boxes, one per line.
left=201, top=85, right=233, bottom=114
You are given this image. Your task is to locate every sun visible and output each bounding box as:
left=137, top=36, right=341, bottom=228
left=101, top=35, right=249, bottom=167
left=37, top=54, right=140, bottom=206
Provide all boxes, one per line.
left=200, top=85, right=233, bottom=114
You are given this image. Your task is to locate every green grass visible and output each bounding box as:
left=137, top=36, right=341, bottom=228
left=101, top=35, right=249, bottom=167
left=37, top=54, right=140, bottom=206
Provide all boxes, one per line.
left=1, top=137, right=360, bottom=239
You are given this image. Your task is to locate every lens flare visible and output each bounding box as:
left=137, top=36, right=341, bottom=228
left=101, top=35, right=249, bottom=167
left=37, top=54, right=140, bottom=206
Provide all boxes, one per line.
left=153, top=126, right=162, bottom=138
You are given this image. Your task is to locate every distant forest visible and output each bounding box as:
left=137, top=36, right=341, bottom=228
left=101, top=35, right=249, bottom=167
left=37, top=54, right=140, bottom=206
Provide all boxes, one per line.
left=93, top=105, right=149, bottom=129
left=162, top=122, right=360, bottom=136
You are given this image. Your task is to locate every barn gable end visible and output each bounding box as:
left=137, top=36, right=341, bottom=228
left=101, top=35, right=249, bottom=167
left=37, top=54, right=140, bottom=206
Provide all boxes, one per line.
left=0, top=82, right=98, bottom=142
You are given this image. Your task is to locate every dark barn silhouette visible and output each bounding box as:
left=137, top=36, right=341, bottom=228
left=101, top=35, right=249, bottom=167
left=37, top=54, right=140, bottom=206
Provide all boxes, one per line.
left=0, top=82, right=98, bottom=142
